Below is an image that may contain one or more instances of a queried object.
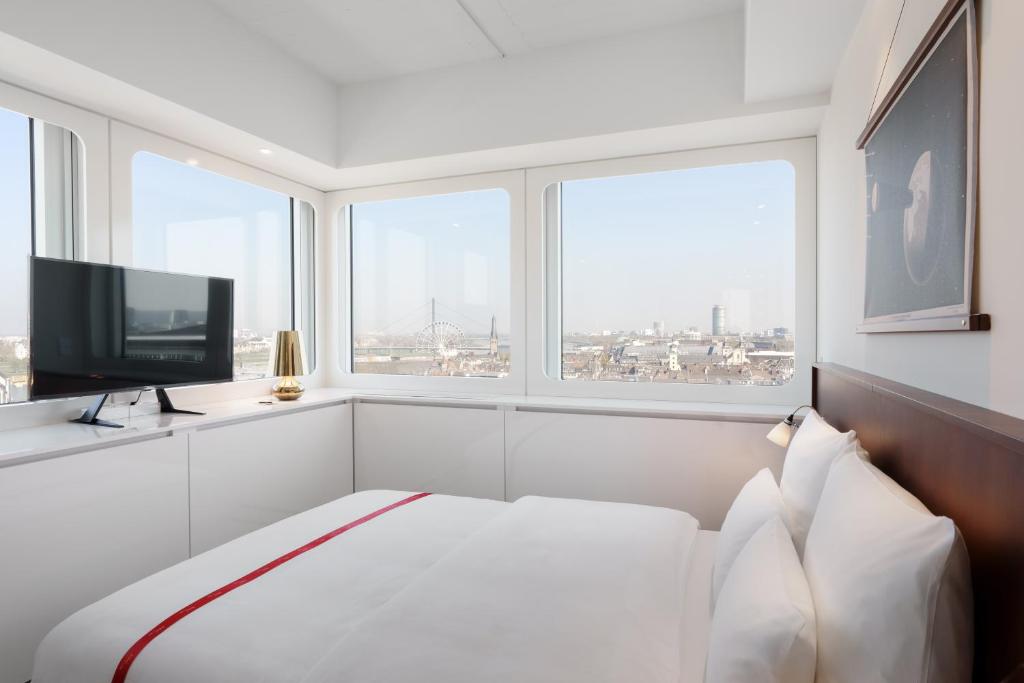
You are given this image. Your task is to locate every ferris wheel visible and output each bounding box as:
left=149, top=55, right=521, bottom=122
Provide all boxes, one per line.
left=416, top=320, right=465, bottom=359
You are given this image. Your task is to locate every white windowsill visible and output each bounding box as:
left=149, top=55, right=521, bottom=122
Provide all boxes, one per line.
left=0, top=387, right=789, bottom=469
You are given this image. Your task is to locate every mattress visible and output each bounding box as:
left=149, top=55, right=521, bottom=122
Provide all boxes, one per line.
left=33, top=490, right=706, bottom=683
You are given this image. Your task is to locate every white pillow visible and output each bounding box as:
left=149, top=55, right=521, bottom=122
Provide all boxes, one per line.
left=705, top=516, right=816, bottom=683
left=802, top=451, right=972, bottom=683
left=712, top=468, right=786, bottom=604
left=779, top=409, right=857, bottom=555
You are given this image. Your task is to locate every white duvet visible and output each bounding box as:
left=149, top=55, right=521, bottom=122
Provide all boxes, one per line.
left=33, top=490, right=699, bottom=683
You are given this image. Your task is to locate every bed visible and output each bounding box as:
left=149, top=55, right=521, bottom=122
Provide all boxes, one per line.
left=35, top=362, right=1019, bottom=682
left=32, top=490, right=717, bottom=683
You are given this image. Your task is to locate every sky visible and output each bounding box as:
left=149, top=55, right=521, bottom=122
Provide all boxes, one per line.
left=132, top=152, right=293, bottom=337
left=0, top=107, right=31, bottom=337
left=561, top=161, right=796, bottom=334
left=350, top=161, right=796, bottom=340
left=351, top=189, right=511, bottom=338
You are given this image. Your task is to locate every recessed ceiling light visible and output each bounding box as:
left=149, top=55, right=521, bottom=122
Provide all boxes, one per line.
left=185, top=158, right=200, bottom=166
left=258, top=148, right=273, bottom=155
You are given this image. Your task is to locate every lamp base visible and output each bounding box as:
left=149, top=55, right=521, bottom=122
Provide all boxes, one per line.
left=272, top=376, right=305, bottom=401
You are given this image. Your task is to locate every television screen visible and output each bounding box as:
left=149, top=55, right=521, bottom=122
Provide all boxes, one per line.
left=29, top=258, right=234, bottom=400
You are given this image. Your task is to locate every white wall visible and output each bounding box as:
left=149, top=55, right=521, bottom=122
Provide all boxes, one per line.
left=817, top=0, right=1024, bottom=418
left=506, top=410, right=784, bottom=529
left=0, top=0, right=338, bottom=166
left=335, top=12, right=825, bottom=169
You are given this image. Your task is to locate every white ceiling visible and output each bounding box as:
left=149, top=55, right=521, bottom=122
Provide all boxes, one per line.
left=204, top=0, right=743, bottom=85
left=744, top=0, right=867, bottom=103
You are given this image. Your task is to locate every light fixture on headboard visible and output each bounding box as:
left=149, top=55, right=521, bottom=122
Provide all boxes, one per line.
left=271, top=330, right=308, bottom=401
left=766, top=404, right=813, bottom=448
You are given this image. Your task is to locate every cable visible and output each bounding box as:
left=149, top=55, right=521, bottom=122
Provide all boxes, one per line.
left=870, top=0, right=908, bottom=114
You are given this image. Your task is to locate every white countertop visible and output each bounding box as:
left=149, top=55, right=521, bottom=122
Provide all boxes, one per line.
left=0, top=388, right=788, bottom=469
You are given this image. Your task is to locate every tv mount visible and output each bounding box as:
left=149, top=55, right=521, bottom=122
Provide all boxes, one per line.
left=71, top=388, right=205, bottom=429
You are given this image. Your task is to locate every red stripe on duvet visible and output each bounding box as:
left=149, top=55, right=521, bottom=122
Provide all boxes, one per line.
left=111, top=492, right=432, bottom=683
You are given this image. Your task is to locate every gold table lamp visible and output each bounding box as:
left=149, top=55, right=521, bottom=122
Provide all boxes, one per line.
left=271, top=330, right=308, bottom=400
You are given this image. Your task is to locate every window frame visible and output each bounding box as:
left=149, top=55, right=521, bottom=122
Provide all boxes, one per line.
left=0, top=81, right=109, bottom=262
left=0, top=83, right=110, bottom=424
left=328, top=170, right=527, bottom=395
left=525, top=138, right=817, bottom=407
left=110, top=122, right=325, bottom=399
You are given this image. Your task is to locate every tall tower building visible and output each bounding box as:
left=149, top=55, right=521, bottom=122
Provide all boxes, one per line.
left=712, top=305, right=727, bottom=336
left=489, top=315, right=499, bottom=357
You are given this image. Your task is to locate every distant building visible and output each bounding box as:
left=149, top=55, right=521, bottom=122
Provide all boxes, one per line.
left=668, top=343, right=680, bottom=371
left=489, top=315, right=498, bottom=357
left=653, top=320, right=666, bottom=337
left=712, top=305, right=727, bottom=336
left=680, top=327, right=703, bottom=342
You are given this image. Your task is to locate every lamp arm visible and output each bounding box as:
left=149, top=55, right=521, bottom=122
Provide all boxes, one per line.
left=785, top=404, right=814, bottom=425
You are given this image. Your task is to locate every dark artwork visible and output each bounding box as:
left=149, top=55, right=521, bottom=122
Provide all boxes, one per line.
left=864, top=13, right=969, bottom=320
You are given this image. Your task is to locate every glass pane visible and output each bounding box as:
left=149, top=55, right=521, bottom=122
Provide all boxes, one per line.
left=558, top=161, right=795, bottom=385
left=296, top=200, right=316, bottom=370
left=350, top=189, right=511, bottom=378
left=132, top=152, right=293, bottom=381
left=0, top=107, right=31, bottom=404
left=34, top=122, right=80, bottom=259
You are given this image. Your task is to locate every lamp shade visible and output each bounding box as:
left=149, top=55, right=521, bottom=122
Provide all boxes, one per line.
left=766, top=420, right=794, bottom=448
left=271, top=330, right=308, bottom=377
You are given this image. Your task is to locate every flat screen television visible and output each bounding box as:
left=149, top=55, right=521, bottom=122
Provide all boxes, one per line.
left=30, top=257, right=234, bottom=426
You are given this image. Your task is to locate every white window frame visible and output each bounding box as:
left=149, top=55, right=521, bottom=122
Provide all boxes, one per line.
left=525, top=138, right=816, bottom=407
left=109, top=122, right=326, bottom=401
left=328, top=170, right=527, bottom=395
left=0, top=82, right=112, bottom=428
left=0, top=80, right=109, bottom=262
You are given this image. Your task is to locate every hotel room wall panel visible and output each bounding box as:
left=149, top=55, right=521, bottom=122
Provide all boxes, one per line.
left=504, top=411, right=784, bottom=530
left=353, top=402, right=505, bottom=500
left=0, top=434, right=189, bottom=683
left=188, top=404, right=354, bottom=555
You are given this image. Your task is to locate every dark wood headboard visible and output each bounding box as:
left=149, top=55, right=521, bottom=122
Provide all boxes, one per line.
left=813, top=363, right=1024, bottom=683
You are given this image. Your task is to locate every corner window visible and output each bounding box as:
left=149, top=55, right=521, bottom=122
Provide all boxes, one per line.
left=549, top=161, right=796, bottom=386
left=131, top=152, right=315, bottom=380
left=0, top=106, right=82, bottom=405
left=347, top=189, right=511, bottom=378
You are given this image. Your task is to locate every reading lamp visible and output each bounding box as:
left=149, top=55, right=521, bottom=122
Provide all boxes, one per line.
left=766, top=404, right=813, bottom=448
left=271, top=330, right=308, bottom=401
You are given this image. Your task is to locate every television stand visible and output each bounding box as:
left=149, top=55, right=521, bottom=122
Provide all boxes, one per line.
left=71, top=394, right=123, bottom=429
left=156, top=388, right=205, bottom=416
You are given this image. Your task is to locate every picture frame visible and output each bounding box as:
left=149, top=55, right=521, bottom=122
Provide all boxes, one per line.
left=855, top=0, right=988, bottom=333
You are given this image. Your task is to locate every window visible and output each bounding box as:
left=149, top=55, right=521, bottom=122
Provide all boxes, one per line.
left=348, top=189, right=511, bottom=378
left=0, top=108, right=31, bottom=405
left=0, top=106, right=82, bottom=405
left=131, top=152, right=315, bottom=381
left=546, top=159, right=798, bottom=388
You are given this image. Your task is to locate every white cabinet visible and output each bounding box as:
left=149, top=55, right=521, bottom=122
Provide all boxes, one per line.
left=354, top=402, right=505, bottom=500
left=505, top=411, right=784, bottom=529
left=188, top=404, right=353, bottom=554
left=0, top=434, right=189, bottom=683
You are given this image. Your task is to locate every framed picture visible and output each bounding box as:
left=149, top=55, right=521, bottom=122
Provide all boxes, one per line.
left=856, top=0, right=988, bottom=333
